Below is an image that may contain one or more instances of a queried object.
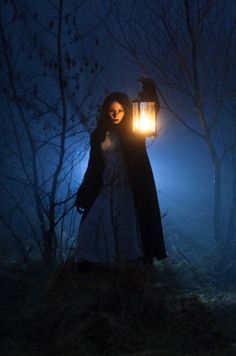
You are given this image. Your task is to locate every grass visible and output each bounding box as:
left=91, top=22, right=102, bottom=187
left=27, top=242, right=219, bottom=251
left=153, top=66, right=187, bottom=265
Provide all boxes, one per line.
left=0, top=259, right=235, bottom=356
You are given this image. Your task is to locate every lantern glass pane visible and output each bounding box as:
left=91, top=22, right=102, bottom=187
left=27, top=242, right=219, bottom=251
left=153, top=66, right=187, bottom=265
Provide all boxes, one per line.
left=132, top=101, right=156, bottom=136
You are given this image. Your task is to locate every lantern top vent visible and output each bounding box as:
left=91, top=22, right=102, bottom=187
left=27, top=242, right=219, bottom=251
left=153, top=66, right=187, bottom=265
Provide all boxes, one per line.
left=135, top=77, right=160, bottom=110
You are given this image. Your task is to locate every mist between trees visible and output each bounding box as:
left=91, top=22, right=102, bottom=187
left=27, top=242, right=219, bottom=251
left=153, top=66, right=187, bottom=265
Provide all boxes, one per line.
left=0, top=0, right=236, bottom=285
left=107, top=0, right=236, bottom=281
left=0, top=0, right=108, bottom=264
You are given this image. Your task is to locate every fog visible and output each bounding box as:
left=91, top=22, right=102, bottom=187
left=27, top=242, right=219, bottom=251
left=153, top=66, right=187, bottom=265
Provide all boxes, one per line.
left=0, top=0, right=235, bottom=285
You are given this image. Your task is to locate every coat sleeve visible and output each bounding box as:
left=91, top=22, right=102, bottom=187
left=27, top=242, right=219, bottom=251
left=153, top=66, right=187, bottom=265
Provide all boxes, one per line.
left=75, top=133, right=103, bottom=211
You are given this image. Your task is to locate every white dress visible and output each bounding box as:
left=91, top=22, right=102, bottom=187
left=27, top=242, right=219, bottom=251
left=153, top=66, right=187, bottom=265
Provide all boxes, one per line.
left=76, top=130, right=143, bottom=264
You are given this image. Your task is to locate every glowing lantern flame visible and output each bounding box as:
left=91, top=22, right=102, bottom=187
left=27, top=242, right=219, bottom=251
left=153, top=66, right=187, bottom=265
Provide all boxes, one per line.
left=132, top=101, right=157, bottom=136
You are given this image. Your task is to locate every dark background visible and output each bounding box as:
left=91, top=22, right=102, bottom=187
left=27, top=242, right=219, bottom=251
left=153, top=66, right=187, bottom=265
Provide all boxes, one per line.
left=0, top=0, right=235, bottom=285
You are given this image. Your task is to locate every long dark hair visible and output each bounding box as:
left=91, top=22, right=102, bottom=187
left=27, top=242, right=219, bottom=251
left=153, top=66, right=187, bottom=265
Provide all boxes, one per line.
left=92, top=92, right=133, bottom=142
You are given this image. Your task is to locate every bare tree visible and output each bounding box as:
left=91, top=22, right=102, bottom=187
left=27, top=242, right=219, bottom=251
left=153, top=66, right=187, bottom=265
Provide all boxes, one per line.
left=0, top=0, right=107, bottom=264
left=106, top=0, right=236, bottom=273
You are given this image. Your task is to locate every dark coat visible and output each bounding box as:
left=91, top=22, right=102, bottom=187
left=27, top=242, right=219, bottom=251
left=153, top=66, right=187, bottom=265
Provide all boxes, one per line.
left=75, top=129, right=167, bottom=261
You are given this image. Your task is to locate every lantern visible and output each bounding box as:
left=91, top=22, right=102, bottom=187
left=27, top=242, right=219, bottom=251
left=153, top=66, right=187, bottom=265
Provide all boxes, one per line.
left=132, top=78, right=160, bottom=137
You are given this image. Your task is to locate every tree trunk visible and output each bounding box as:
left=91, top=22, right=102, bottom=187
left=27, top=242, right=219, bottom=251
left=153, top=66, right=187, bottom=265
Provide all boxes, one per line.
left=43, top=229, right=57, bottom=264
left=213, top=163, right=222, bottom=243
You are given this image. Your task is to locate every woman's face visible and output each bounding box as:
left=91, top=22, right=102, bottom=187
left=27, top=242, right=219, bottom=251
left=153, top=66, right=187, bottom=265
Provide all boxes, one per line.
left=108, top=101, right=125, bottom=125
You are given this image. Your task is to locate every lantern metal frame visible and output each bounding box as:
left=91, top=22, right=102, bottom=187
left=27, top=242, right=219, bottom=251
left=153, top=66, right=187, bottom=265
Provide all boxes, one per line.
left=132, top=98, right=159, bottom=137
left=132, top=78, right=160, bottom=137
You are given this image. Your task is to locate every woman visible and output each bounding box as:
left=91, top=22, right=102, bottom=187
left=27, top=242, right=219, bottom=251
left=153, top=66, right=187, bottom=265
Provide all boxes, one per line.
left=75, top=92, right=167, bottom=268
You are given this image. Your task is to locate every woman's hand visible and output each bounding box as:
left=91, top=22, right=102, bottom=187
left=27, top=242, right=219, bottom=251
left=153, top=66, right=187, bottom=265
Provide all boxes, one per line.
left=75, top=183, right=100, bottom=213
left=75, top=204, right=84, bottom=215
left=74, top=185, right=87, bottom=213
